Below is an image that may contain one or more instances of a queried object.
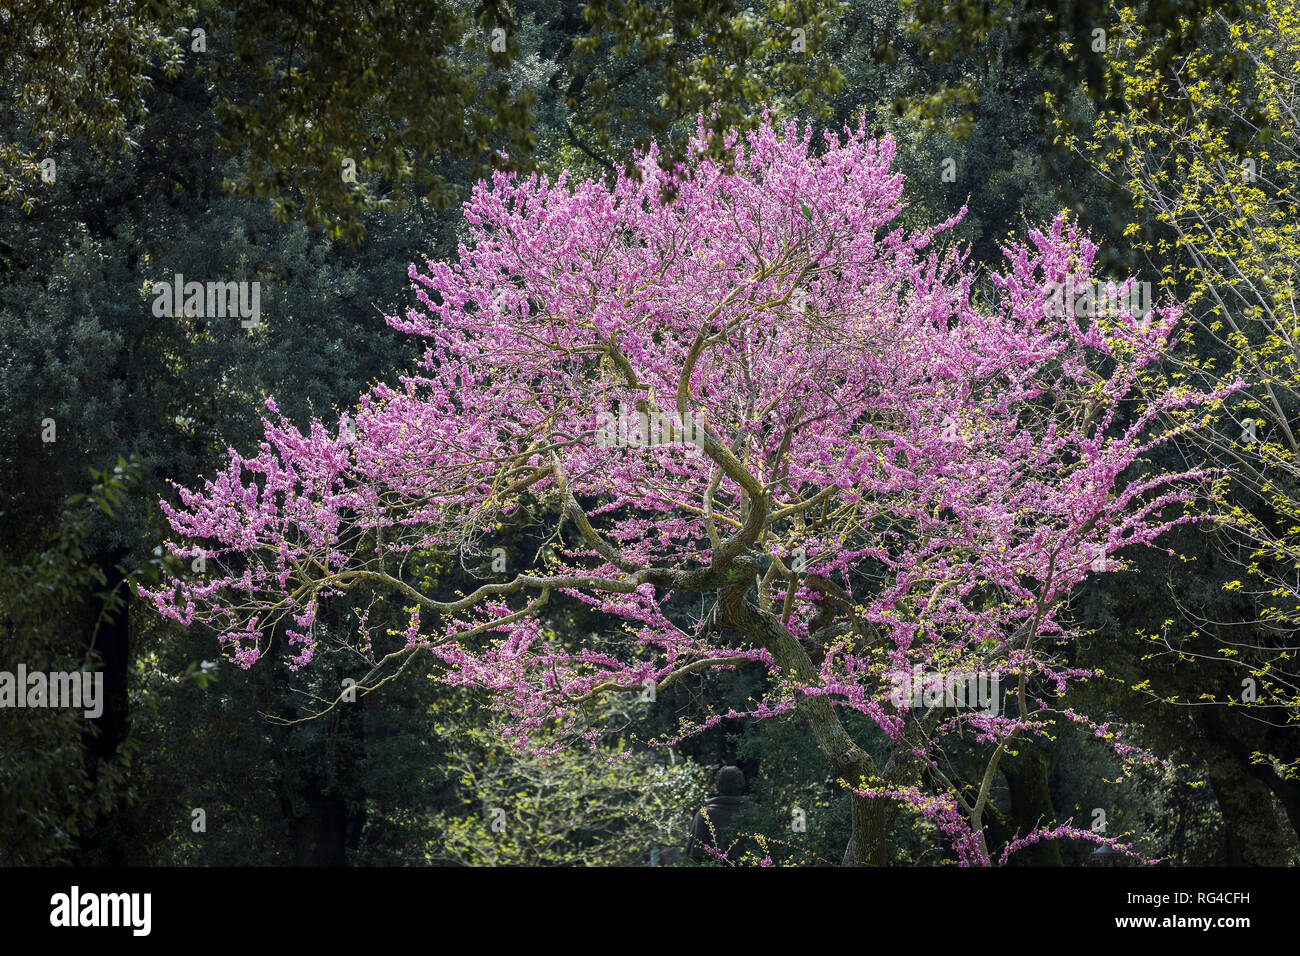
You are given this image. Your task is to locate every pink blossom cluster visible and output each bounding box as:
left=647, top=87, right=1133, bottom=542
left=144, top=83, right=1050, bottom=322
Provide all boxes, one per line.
left=142, top=116, right=1232, bottom=862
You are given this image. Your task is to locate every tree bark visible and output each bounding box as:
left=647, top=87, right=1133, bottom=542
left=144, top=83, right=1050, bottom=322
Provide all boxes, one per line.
left=843, top=793, right=889, bottom=866
left=76, top=547, right=131, bottom=864
left=717, top=576, right=885, bottom=865
left=1206, top=769, right=1292, bottom=866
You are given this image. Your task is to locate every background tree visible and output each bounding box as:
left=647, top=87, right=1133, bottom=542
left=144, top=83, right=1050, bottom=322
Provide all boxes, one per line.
left=1055, top=0, right=1300, bottom=851
left=4, top=0, right=1288, bottom=868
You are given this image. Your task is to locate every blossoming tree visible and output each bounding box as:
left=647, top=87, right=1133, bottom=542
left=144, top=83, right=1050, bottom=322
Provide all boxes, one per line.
left=144, top=117, right=1225, bottom=865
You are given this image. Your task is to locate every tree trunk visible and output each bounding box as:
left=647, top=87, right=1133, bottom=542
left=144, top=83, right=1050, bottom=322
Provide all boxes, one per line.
left=718, top=578, right=883, bottom=865
left=280, top=778, right=351, bottom=866
left=843, top=791, right=889, bottom=866
left=76, top=548, right=131, bottom=864
left=1196, top=705, right=1300, bottom=849
left=1206, top=770, right=1292, bottom=866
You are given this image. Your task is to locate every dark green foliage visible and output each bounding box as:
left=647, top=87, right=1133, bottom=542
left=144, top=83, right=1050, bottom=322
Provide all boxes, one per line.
left=0, top=464, right=141, bottom=864
left=1, top=0, right=1293, bottom=867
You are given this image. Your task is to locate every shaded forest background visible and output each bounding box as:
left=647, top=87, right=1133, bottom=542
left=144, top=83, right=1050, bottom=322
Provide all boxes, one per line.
left=1, top=0, right=1296, bottom=865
